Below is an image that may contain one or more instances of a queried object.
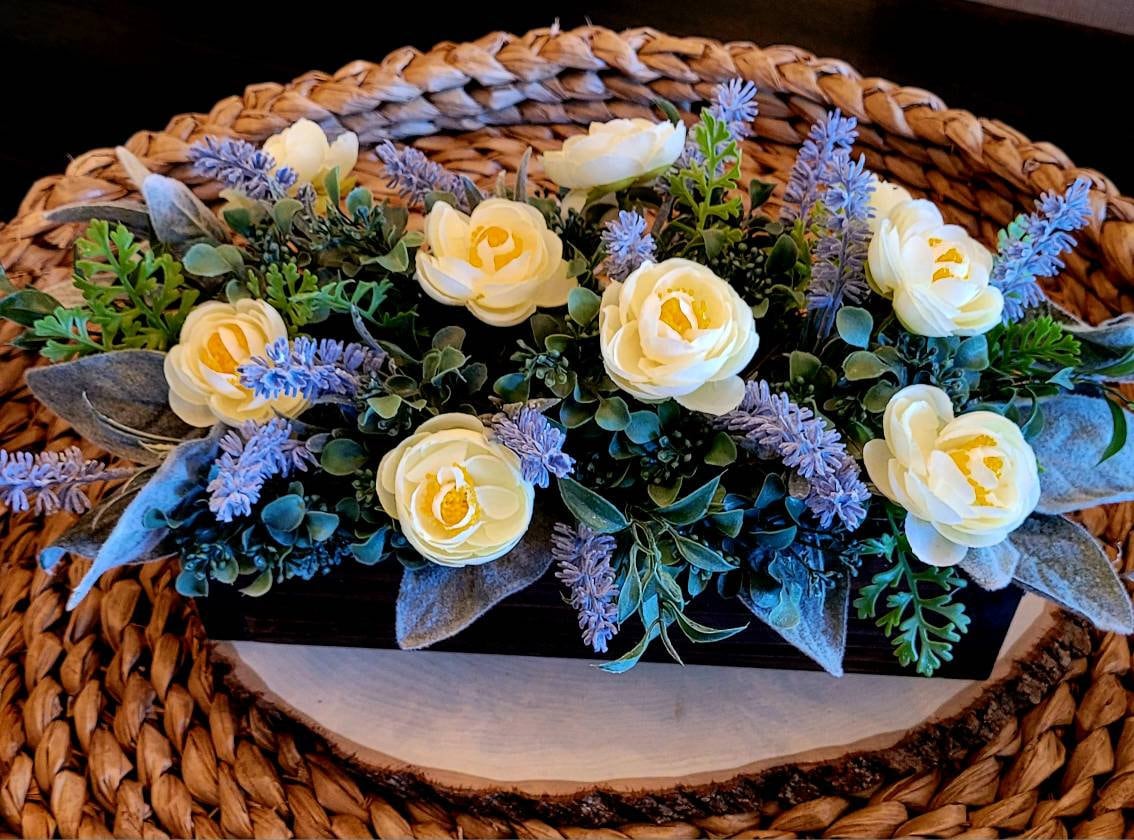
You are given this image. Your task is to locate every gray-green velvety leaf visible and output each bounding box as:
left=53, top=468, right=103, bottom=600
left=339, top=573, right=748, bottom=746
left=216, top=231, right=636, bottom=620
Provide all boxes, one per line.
left=961, top=539, right=1019, bottom=591
left=44, top=201, right=155, bottom=240
left=39, top=490, right=171, bottom=572
left=738, top=572, right=849, bottom=676
left=65, top=427, right=221, bottom=609
left=395, top=513, right=554, bottom=649
left=1011, top=514, right=1134, bottom=633
left=115, top=147, right=153, bottom=193
left=1049, top=301, right=1134, bottom=380
left=142, top=173, right=228, bottom=247
left=1030, top=394, right=1134, bottom=514
left=26, top=350, right=195, bottom=465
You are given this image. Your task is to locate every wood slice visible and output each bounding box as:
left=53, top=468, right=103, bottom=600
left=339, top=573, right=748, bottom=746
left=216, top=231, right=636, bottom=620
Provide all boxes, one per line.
left=211, top=594, right=1083, bottom=803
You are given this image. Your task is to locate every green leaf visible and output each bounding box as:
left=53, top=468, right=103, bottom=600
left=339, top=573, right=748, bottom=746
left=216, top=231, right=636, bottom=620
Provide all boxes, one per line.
left=306, top=511, right=340, bottom=542
left=704, top=431, right=737, bottom=466
left=748, top=179, right=775, bottom=208
left=559, top=399, right=592, bottom=429
left=835, top=306, right=873, bottom=348
left=595, top=396, right=630, bottom=431
left=558, top=477, right=629, bottom=533
left=432, top=325, right=466, bottom=350
left=183, top=243, right=239, bottom=277
left=647, top=481, right=682, bottom=507
left=261, top=494, right=306, bottom=533
left=625, top=410, right=661, bottom=444
left=600, top=627, right=654, bottom=674
left=240, top=570, right=273, bottom=597
left=351, top=527, right=388, bottom=566
left=767, top=234, right=798, bottom=274
left=1100, top=396, right=1128, bottom=464
left=955, top=335, right=989, bottom=371
left=368, top=394, right=403, bottom=419
left=654, top=97, right=682, bottom=125
left=175, top=570, right=208, bottom=598
left=673, top=610, right=747, bottom=643
left=618, top=557, right=643, bottom=623
left=346, top=186, right=373, bottom=218
left=493, top=372, right=530, bottom=403
left=272, top=199, right=304, bottom=233
left=654, top=475, right=721, bottom=526
left=864, top=381, right=898, bottom=413
left=0, top=288, right=61, bottom=328
left=709, top=509, right=744, bottom=537
left=567, top=286, right=601, bottom=326
left=321, top=438, right=368, bottom=476
left=375, top=239, right=410, bottom=273
left=753, top=526, right=797, bottom=551
left=843, top=350, right=890, bottom=381
left=789, top=350, right=822, bottom=382
left=674, top=535, right=736, bottom=572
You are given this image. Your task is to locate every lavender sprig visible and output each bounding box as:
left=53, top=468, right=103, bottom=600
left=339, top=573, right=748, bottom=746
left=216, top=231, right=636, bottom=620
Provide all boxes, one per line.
left=782, top=109, right=858, bottom=228
left=600, top=210, right=656, bottom=281
left=992, top=176, right=1093, bottom=322
left=0, top=447, right=133, bottom=515
left=376, top=140, right=471, bottom=210
left=709, top=78, right=759, bottom=141
left=239, top=337, right=384, bottom=402
left=806, top=150, right=875, bottom=337
left=552, top=522, right=620, bottom=653
left=716, top=381, right=870, bottom=530
left=489, top=406, right=574, bottom=489
left=207, top=419, right=315, bottom=523
left=188, top=137, right=298, bottom=200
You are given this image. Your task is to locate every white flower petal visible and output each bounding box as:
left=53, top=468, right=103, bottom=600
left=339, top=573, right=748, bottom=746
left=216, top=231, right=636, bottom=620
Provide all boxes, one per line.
left=905, top=514, right=968, bottom=567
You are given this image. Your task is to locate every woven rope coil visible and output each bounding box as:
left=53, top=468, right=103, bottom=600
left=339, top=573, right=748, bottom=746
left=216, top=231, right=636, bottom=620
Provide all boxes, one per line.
left=1, top=24, right=1133, bottom=838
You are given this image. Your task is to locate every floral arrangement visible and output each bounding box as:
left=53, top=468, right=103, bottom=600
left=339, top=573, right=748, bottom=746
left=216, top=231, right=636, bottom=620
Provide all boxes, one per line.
left=3, top=80, right=1133, bottom=678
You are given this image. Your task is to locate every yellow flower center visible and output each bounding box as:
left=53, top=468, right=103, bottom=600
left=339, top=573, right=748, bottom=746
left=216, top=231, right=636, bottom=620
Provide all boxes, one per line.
left=947, top=434, right=1004, bottom=506
left=659, top=290, right=711, bottom=338
left=927, top=237, right=970, bottom=283
left=439, top=486, right=472, bottom=526
left=469, top=225, right=525, bottom=271
left=424, top=466, right=480, bottom=530
left=204, top=331, right=249, bottom=374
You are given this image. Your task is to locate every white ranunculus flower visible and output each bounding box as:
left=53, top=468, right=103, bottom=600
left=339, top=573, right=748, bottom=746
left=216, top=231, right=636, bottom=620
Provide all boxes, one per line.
left=867, top=178, right=913, bottom=233
left=415, top=197, right=575, bottom=327
left=599, top=258, right=759, bottom=415
left=541, top=118, right=686, bottom=192
left=164, top=299, right=304, bottom=427
left=867, top=198, right=1003, bottom=337
left=376, top=413, right=534, bottom=566
left=262, top=118, right=358, bottom=187
left=863, top=384, right=1040, bottom=567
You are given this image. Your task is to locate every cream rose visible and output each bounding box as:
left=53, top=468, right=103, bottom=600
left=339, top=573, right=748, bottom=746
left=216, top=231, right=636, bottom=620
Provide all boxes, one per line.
left=863, top=385, right=1040, bottom=567
left=599, top=258, right=759, bottom=415
left=164, top=299, right=304, bottom=427
left=541, top=118, right=686, bottom=192
left=867, top=178, right=913, bottom=234
left=415, top=197, right=575, bottom=327
left=262, top=118, right=358, bottom=187
left=868, top=199, right=1003, bottom=337
left=376, top=414, right=534, bottom=566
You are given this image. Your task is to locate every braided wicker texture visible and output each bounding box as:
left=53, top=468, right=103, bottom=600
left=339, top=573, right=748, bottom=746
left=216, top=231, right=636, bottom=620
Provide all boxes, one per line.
left=1, top=24, right=1134, bottom=838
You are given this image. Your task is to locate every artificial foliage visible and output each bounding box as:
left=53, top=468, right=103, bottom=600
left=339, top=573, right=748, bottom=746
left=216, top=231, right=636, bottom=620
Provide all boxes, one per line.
left=2, top=85, right=1133, bottom=679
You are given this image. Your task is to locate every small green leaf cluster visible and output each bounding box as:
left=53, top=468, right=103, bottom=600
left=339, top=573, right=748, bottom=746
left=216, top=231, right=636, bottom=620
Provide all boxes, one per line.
left=3, top=221, right=199, bottom=361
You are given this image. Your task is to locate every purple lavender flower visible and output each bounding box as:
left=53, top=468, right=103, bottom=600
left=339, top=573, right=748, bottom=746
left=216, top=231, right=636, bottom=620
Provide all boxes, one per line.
left=490, top=406, right=574, bottom=489
left=552, top=522, right=620, bottom=653
left=188, top=137, right=298, bottom=200
left=782, top=110, right=858, bottom=228
left=992, top=176, right=1093, bottom=322
left=376, top=140, right=472, bottom=210
left=0, top=447, right=133, bottom=515
left=806, top=150, right=875, bottom=337
left=207, top=419, right=315, bottom=522
left=600, top=210, right=656, bottom=281
left=709, top=78, right=759, bottom=140
left=716, top=381, right=869, bottom=530
left=239, top=337, right=384, bottom=402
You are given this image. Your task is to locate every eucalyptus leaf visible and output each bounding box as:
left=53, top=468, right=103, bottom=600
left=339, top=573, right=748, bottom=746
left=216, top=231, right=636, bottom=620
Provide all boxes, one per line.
left=321, top=438, right=368, bottom=476
left=395, top=513, right=554, bottom=648
left=1030, top=394, right=1134, bottom=514
left=625, top=411, right=661, bottom=445
left=567, top=286, right=601, bottom=326
left=835, top=307, right=873, bottom=349
left=704, top=431, right=737, bottom=466
left=843, top=350, right=889, bottom=381
left=595, top=397, right=630, bottom=431
left=65, top=427, right=222, bottom=609
left=738, top=570, right=849, bottom=676
left=1010, top=514, right=1134, bottom=633
left=25, top=350, right=196, bottom=465
left=558, top=477, right=628, bottom=533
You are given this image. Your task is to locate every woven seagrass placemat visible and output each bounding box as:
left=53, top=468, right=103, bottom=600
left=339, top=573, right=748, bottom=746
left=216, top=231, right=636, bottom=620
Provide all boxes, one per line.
left=2, top=25, right=1134, bottom=838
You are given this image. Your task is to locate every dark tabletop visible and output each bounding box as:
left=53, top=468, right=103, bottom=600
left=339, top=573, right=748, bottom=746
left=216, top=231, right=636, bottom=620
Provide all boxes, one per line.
left=1, top=0, right=1130, bottom=220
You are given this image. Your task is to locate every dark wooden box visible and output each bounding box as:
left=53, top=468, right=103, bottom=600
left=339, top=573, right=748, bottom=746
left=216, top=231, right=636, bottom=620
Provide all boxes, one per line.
left=200, top=559, right=1023, bottom=679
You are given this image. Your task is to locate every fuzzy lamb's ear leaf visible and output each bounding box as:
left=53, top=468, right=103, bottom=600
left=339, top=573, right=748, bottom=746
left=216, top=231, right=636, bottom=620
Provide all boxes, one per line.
left=39, top=489, right=170, bottom=572
left=115, top=147, right=153, bottom=193
left=395, top=513, right=553, bottom=649
left=141, top=173, right=228, bottom=247
left=1030, top=394, right=1134, bottom=514
left=1048, top=301, right=1134, bottom=380
left=65, top=428, right=222, bottom=609
left=961, top=539, right=1020, bottom=591
left=44, top=201, right=156, bottom=240
left=26, top=350, right=196, bottom=465
left=738, top=571, right=849, bottom=676
left=1011, top=514, right=1134, bottom=634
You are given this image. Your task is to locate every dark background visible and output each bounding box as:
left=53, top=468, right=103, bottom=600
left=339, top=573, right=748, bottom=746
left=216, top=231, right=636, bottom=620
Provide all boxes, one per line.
left=2, top=0, right=1131, bottom=220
